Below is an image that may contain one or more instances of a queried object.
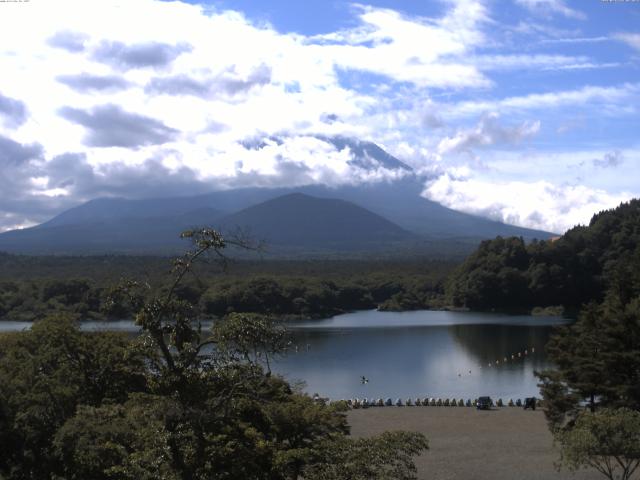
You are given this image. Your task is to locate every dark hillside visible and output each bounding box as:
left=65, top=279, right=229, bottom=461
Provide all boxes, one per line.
left=216, top=193, right=413, bottom=248
left=0, top=208, right=223, bottom=255
left=447, top=199, right=640, bottom=311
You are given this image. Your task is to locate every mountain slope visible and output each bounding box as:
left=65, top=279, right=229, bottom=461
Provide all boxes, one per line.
left=216, top=193, right=413, bottom=248
left=0, top=208, right=223, bottom=255
left=33, top=178, right=552, bottom=240
left=296, top=179, right=553, bottom=239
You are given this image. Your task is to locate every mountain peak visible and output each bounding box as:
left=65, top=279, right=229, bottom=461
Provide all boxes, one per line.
left=217, top=192, right=412, bottom=248
left=320, top=136, right=413, bottom=172
left=239, top=135, right=413, bottom=173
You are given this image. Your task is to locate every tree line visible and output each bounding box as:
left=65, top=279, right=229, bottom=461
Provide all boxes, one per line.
left=446, top=199, right=640, bottom=312
left=0, top=269, right=451, bottom=322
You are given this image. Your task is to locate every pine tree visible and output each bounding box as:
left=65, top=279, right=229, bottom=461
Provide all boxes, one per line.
left=537, top=291, right=640, bottom=430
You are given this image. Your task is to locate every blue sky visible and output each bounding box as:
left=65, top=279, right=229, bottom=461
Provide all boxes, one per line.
left=0, top=0, right=638, bottom=233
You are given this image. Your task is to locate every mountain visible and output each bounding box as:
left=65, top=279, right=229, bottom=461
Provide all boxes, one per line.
left=216, top=193, right=413, bottom=249
left=295, top=179, right=552, bottom=239
left=240, top=135, right=413, bottom=172
left=0, top=194, right=415, bottom=255
left=0, top=208, right=223, bottom=255
left=31, top=178, right=552, bottom=241
left=318, top=136, right=413, bottom=172
left=0, top=138, right=554, bottom=256
left=37, top=197, right=225, bottom=230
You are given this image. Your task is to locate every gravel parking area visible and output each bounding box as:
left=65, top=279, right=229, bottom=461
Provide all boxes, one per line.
left=347, top=407, right=601, bottom=480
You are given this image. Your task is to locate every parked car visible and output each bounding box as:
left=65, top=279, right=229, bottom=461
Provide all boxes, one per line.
left=477, top=396, right=492, bottom=410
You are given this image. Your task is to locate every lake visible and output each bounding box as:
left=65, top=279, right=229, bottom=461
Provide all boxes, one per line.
left=276, top=310, right=569, bottom=401
left=0, top=310, right=568, bottom=401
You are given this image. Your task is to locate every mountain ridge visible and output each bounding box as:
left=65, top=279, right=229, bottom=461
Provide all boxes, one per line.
left=0, top=138, right=555, bottom=256
left=215, top=192, right=413, bottom=248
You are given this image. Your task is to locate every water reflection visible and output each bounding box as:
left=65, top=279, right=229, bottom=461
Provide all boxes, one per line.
left=274, top=310, right=568, bottom=400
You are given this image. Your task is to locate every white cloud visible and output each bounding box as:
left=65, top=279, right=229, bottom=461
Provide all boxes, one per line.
left=545, top=62, right=621, bottom=71
left=453, top=147, right=640, bottom=194
left=309, top=2, right=491, bottom=88
left=470, top=54, right=591, bottom=70
left=423, top=175, right=632, bottom=233
left=514, top=0, right=586, bottom=20
left=540, top=36, right=610, bottom=44
left=437, top=113, right=540, bottom=154
left=614, top=33, right=640, bottom=52
left=446, top=83, right=640, bottom=117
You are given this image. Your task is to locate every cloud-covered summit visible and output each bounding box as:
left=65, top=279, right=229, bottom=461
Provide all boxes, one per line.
left=0, top=0, right=637, bottom=233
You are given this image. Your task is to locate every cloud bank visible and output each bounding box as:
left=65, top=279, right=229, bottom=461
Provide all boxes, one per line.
left=0, top=0, right=637, bottom=233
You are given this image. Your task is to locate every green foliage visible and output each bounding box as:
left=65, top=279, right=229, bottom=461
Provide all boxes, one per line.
left=0, top=315, right=147, bottom=479
left=0, top=259, right=453, bottom=321
left=537, top=292, right=640, bottom=430
left=53, top=395, right=178, bottom=480
left=0, top=228, right=429, bottom=479
left=447, top=199, right=640, bottom=311
left=199, top=276, right=381, bottom=317
left=0, top=278, right=105, bottom=322
left=303, top=431, right=428, bottom=480
left=212, top=312, right=290, bottom=374
left=555, top=408, right=640, bottom=480
left=447, top=236, right=537, bottom=310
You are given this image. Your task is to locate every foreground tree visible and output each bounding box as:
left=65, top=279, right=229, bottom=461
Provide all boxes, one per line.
left=0, top=315, right=148, bottom=479
left=303, top=431, right=429, bottom=480
left=537, top=292, right=640, bottom=429
left=537, top=250, right=640, bottom=480
left=1, top=228, right=428, bottom=479
left=555, top=408, right=640, bottom=480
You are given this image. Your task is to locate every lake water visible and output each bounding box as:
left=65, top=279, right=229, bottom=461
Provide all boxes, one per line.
left=0, top=310, right=568, bottom=401
left=276, top=310, right=569, bottom=401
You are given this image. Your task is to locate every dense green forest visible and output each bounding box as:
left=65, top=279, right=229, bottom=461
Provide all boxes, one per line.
left=530, top=203, right=640, bottom=479
left=0, top=254, right=453, bottom=321
left=446, top=199, right=640, bottom=312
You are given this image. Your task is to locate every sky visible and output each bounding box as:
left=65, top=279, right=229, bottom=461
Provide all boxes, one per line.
left=0, top=0, right=638, bottom=234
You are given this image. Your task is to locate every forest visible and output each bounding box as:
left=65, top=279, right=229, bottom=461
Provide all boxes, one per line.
left=446, top=199, right=640, bottom=312
left=0, top=255, right=453, bottom=322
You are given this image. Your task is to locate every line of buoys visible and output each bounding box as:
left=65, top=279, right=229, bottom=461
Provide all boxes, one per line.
left=458, top=346, right=537, bottom=377
left=335, top=396, right=542, bottom=409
